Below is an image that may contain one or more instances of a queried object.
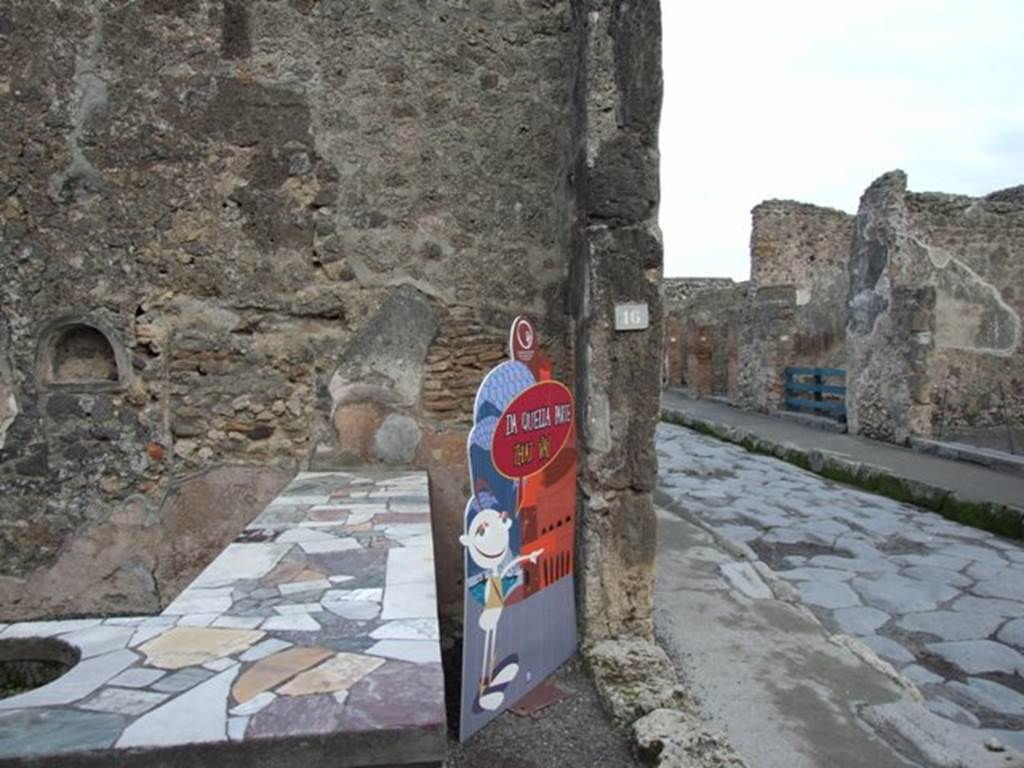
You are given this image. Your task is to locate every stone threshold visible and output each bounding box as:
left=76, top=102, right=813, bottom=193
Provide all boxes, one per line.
left=662, top=407, right=1024, bottom=541
left=0, top=470, right=445, bottom=767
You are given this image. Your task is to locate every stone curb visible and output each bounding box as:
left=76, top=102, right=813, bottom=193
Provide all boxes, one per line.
left=769, top=408, right=848, bottom=434
left=582, top=638, right=748, bottom=768
left=661, top=407, right=1024, bottom=541
left=910, top=437, right=1024, bottom=479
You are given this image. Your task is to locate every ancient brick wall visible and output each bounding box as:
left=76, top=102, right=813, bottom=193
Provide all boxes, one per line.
left=665, top=314, right=685, bottom=386
left=0, top=0, right=582, bottom=619
left=421, top=308, right=507, bottom=424
left=685, top=325, right=713, bottom=397
left=848, top=172, right=1024, bottom=446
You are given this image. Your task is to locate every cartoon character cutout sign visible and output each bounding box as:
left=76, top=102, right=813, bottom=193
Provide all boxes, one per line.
left=459, top=316, right=577, bottom=740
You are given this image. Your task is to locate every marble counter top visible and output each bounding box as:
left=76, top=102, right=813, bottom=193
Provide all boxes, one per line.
left=0, top=470, right=446, bottom=766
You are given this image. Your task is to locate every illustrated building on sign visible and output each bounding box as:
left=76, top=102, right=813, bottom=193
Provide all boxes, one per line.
left=518, top=443, right=576, bottom=597
left=459, top=316, right=578, bottom=740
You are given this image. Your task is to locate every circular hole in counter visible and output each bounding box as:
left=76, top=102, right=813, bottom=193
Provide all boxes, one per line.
left=0, top=637, right=81, bottom=699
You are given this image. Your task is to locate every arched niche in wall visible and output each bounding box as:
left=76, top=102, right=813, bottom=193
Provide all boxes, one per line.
left=37, top=318, right=128, bottom=391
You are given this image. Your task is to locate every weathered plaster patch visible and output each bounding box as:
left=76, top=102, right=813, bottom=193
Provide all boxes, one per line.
left=49, top=6, right=108, bottom=203
left=920, top=240, right=954, bottom=270
left=848, top=273, right=891, bottom=338
left=0, top=390, right=17, bottom=450
left=584, top=11, right=620, bottom=168
left=915, top=237, right=1021, bottom=354
left=934, top=262, right=1021, bottom=356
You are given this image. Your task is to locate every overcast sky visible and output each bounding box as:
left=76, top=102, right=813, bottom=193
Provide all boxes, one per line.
left=659, top=1, right=1024, bottom=279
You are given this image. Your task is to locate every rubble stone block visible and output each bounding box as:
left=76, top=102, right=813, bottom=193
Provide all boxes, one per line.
left=371, top=415, right=422, bottom=466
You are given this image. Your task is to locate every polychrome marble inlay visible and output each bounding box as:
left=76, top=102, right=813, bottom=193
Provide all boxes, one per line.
left=0, top=471, right=445, bottom=764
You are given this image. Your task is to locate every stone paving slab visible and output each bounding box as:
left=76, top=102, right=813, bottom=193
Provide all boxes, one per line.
left=654, top=505, right=1022, bottom=768
left=0, top=470, right=445, bottom=767
left=657, top=422, right=1024, bottom=756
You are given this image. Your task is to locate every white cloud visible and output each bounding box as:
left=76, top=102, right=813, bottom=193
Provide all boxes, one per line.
left=659, top=0, right=1024, bottom=279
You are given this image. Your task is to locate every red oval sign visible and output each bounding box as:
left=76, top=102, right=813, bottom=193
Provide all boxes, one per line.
left=491, top=381, right=574, bottom=479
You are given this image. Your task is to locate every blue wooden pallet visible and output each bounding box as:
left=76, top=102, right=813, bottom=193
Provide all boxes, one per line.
left=784, top=367, right=847, bottom=422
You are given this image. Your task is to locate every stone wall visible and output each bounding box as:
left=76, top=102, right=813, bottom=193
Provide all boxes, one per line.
left=662, top=277, right=735, bottom=387
left=670, top=281, right=814, bottom=413
left=733, top=286, right=797, bottom=411
left=663, top=277, right=735, bottom=306
left=666, top=203, right=854, bottom=412
left=571, top=0, right=663, bottom=641
left=678, top=283, right=749, bottom=398
left=750, top=200, right=853, bottom=372
left=0, top=0, right=586, bottom=620
left=847, top=171, right=1024, bottom=446
left=750, top=200, right=854, bottom=294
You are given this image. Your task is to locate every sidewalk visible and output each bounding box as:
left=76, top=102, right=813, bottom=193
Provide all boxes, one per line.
left=661, top=390, right=1024, bottom=535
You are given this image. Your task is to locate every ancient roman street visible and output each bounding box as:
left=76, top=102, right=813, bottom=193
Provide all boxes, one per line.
left=3, top=2, right=1023, bottom=766
left=657, top=421, right=1024, bottom=767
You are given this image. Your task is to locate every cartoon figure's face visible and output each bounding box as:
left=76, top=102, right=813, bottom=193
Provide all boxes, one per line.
left=459, top=508, right=512, bottom=570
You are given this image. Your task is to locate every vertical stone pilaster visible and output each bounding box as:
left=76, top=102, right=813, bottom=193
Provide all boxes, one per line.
left=846, top=170, right=928, bottom=444
left=570, top=1, right=663, bottom=642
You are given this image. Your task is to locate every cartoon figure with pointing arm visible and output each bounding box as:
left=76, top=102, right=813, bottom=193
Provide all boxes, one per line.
left=460, top=505, right=542, bottom=711
left=459, top=315, right=577, bottom=740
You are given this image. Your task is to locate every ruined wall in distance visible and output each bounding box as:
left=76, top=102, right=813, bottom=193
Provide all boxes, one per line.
left=847, top=171, right=1024, bottom=446
left=663, top=277, right=735, bottom=387
left=750, top=200, right=854, bottom=293
left=678, top=283, right=748, bottom=399
left=734, top=286, right=797, bottom=411
left=667, top=203, right=854, bottom=412
left=750, top=200, right=853, bottom=371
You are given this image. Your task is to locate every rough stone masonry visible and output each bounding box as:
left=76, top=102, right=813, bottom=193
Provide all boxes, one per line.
left=0, top=0, right=663, bottom=644
left=667, top=172, right=1023, bottom=457
left=848, top=170, right=1024, bottom=446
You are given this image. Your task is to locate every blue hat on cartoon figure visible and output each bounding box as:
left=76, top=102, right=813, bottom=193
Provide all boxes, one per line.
left=463, top=358, right=535, bottom=603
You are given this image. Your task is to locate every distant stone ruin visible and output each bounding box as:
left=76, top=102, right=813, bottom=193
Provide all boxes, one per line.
left=848, top=171, right=1024, bottom=447
left=666, top=172, right=1023, bottom=452
left=662, top=278, right=736, bottom=399
left=666, top=199, right=854, bottom=410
